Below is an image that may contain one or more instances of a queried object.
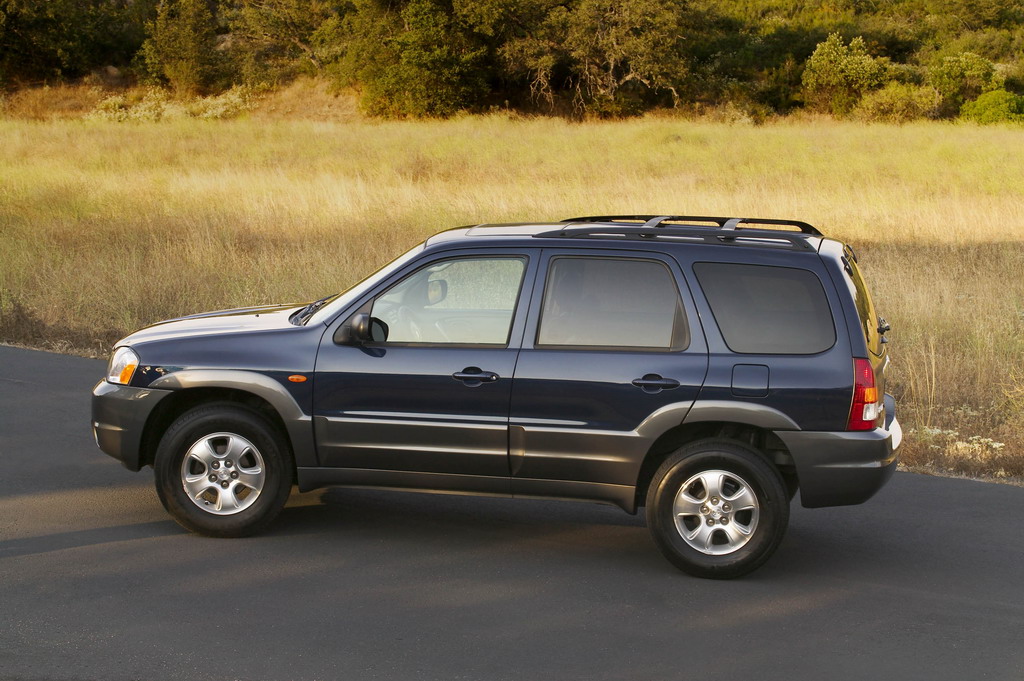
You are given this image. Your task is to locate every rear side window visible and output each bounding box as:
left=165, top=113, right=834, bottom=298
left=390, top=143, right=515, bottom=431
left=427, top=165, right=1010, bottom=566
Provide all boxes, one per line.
left=694, top=262, right=835, bottom=354
left=537, top=257, right=688, bottom=350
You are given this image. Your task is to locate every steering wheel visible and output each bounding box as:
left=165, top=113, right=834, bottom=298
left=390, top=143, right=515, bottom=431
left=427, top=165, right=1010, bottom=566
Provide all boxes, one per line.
left=396, top=305, right=423, bottom=342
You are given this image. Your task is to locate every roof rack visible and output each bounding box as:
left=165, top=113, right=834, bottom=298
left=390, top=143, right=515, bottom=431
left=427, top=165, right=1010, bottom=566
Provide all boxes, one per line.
left=534, top=225, right=818, bottom=251
left=560, top=215, right=822, bottom=235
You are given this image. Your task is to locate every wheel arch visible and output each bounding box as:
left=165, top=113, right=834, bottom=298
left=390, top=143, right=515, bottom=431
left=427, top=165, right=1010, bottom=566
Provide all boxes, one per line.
left=633, top=421, right=797, bottom=510
left=139, top=387, right=297, bottom=474
left=146, top=369, right=316, bottom=469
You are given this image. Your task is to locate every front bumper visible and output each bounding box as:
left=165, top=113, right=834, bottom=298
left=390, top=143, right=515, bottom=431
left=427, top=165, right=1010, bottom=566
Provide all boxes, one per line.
left=92, top=380, right=173, bottom=471
left=776, top=393, right=902, bottom=508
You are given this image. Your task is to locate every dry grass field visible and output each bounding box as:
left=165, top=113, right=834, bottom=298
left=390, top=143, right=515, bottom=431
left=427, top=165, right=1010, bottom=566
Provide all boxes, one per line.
left=1, top=115, right=1022, bottom=479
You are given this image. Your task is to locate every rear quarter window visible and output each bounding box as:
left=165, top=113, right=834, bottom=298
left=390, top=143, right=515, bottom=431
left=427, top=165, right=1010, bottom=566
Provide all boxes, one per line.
left=843, top=254, right=883, bottom=356
left=693, top=262, right=836, bottom=354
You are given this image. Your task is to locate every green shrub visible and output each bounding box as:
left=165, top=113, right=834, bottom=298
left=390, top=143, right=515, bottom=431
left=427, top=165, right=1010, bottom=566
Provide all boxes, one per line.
left=186, top=86, right=260, bottom=119
left=928, top=52, right=1002, bottom=115
left=88, top=86, right=258, bottom=122
left=998, top=61, right=1024, bottom=95
left=802, top=33, right=889, bottom=116
left=960, top=89, right=1024, bottom=124
left=88, top=88, right=179, bottom=122
left=855, top=82, right=941, bottom=123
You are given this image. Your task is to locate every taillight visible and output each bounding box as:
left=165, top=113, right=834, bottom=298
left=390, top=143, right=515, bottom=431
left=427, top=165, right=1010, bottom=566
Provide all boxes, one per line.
left=848, top=358, right=882, bottom=431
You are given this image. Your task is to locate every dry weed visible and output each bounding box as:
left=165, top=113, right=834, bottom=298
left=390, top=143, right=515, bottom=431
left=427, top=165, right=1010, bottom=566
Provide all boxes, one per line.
left=2, top=116, right=1023, bottom=477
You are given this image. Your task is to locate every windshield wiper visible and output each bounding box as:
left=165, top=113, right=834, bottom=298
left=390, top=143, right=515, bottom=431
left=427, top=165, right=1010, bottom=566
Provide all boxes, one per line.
left=290, top=295, right=335, bottom=325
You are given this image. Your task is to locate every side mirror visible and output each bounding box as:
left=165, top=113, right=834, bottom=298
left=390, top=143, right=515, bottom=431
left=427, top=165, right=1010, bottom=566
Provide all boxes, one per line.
left=369, top=317, right=389, bottom=342
left=427, top=279, right=448, bottom=306
left=334, top=313, right=369, bottom=345
left=334, top=313, right=389, bottom=345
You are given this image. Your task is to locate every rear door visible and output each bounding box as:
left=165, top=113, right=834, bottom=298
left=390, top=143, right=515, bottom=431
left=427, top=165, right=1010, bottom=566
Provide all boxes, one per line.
left=508, top=249, right=709, bottom=495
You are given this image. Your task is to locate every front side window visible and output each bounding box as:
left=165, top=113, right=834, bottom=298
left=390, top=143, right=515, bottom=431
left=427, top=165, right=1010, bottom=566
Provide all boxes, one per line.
left=371, top=257, right=526, bottom=345
left=537, top=257, right=688, bottom=350
left=693, top=262, right=836, bottom=354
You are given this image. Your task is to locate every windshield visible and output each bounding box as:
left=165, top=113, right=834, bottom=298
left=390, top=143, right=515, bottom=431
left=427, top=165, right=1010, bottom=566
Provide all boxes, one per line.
left=305, top=242, right=426, bottom=325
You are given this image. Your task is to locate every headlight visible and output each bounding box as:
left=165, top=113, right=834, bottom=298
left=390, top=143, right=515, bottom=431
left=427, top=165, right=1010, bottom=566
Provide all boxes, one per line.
left=107, top=347, right=140, bottom=385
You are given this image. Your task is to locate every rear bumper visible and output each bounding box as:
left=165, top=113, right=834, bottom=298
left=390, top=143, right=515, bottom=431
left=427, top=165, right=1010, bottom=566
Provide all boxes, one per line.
left=776, top=394, right=901, bottom=508
left=92, top=380, right=172, bottom=471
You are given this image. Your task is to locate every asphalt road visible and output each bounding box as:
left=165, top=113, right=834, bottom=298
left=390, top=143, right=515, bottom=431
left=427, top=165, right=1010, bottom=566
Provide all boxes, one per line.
left=1, top=345, right=1022, bottom=681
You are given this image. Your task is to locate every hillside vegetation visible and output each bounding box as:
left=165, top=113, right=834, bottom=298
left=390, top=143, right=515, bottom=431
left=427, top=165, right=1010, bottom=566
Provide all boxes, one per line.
left=2, top=0, right=1024, bottom=121
left=1, top=116, right=1023, bottom=480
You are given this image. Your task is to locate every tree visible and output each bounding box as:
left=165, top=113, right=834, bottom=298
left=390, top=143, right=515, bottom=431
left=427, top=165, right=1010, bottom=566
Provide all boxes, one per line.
left=456, top=0, right=690, bottom=115
left=226, top=0, right=342, bottom=81
left=801, top=33, right=888, bottom=115
left=0, top=0, right=146, bottom=85
left=939, top=0, right=1024, bottom=30
left=453, top=0, right=569, bottom=108
left=564, top=0, right=688, bottom=114
left=330, top=0, right=489, bottom=117
left=141, top=0, right=220, bottom=95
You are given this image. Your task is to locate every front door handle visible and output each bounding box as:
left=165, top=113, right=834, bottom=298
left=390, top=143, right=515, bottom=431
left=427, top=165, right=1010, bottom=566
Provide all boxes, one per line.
left=632, top=374, right=680, bottom=393
left=452, top=367, right=499, bottom=386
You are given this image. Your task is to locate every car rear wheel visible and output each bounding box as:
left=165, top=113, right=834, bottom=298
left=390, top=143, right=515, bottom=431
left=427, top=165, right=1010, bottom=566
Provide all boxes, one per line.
left=154, top=403, right=292, bottom=537
left=646, top=439, right=789, bottom=579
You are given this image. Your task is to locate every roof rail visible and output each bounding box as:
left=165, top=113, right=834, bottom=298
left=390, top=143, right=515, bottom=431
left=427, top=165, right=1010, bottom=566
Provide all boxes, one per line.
left=561, top=215, right=822, bottom=236
left=535, top=225, right=818, bottom=251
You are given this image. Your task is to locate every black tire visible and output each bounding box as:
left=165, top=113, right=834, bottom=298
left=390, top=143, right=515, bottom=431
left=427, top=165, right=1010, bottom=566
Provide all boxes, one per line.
left=645, top=439, right=789, bottom=579
left=154, top=403, right=293, bottom=537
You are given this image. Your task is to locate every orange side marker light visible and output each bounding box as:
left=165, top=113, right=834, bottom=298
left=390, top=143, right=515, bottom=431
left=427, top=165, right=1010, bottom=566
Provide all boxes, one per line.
left=119, top=364, right=138, bottom=384
left=288, top=375, right=307, bottom=383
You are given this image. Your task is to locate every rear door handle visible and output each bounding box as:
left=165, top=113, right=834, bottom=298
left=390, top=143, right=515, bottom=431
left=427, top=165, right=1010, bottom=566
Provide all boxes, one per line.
left=452, top=367, right=499, bottom=386
left=632, top=374, right=680, bottom=393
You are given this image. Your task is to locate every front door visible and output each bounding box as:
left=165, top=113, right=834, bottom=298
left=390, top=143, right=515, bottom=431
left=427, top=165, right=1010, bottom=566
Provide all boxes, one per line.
left=313, top=253, right=535, bottom=485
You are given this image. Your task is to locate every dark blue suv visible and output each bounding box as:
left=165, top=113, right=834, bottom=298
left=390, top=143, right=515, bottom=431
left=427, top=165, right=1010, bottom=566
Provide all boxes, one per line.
left=92, top=215, right=901, bottom=578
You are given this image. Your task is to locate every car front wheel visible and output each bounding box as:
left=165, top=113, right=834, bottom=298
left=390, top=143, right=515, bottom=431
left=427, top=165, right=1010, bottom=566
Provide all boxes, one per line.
left=154, top=403, right=293, bottom=537
left=646, top=439, right=789, bottom=579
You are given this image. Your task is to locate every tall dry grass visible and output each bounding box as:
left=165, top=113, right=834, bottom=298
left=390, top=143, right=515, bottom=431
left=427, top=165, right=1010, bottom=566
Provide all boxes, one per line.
left=0, top=85, right=109, bottom=120
left=1, top=115, right=1023, bottom=478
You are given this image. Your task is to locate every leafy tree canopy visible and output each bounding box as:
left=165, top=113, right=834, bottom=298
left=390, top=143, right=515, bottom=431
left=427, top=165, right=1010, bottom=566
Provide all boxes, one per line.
left=2, top=0, right=1024, bottom=120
